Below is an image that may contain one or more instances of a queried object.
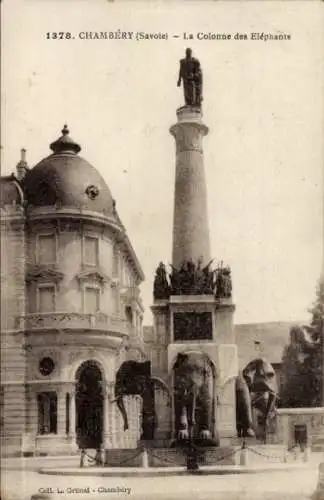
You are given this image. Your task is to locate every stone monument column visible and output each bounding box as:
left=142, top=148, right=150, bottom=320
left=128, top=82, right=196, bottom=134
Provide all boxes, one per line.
left=151, top=50, right=239, bottom=445
left=170, top=106, right=211, bottom=269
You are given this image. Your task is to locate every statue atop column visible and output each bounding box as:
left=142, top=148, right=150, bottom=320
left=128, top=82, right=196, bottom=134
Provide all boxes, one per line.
left=177, top=48, right=203, bottom=107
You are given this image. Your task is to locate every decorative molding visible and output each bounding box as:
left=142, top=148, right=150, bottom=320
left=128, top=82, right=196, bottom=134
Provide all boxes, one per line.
left=76, top=267, right=111, bottom=285
left=120, top=286, right=140, bottom=306
left=28, top=348, right=59, bottom=380
left=85, top=185, right=99, bottom=200
left=68, top=350, right=83, bottom=366
left=99, top=381, right=114, bottom=399
left=26, top=265, right=64, bottom=284
left=175, top=124, right=203, bottom=153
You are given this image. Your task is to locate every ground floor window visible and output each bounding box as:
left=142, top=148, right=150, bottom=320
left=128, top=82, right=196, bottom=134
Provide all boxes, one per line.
left=37, top=392, right=57, bottom=434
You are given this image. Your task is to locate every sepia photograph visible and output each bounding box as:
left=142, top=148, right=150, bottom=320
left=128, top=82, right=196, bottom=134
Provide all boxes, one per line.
left=1, top=1, right=324, bottom=500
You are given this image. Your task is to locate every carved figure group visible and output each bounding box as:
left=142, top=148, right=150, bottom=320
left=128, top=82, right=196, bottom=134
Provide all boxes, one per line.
left=170, top=258, right=215, bottom=295
left=153, top=259, right=233, bottom=299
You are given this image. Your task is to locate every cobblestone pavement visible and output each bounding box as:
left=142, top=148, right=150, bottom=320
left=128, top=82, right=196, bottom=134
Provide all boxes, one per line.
left=1, top=455, right=322, bottom=500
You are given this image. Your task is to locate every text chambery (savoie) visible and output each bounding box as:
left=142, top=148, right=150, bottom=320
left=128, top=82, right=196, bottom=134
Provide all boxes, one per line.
left=78, top=31, right=168, bottom=40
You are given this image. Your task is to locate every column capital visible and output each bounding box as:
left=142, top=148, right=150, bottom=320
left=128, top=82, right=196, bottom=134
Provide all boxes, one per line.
left=56, top=386, right=68, bottom=398
left=64, top=382, right=76, bottom=396
left=100, top=381, right=114, bottom=399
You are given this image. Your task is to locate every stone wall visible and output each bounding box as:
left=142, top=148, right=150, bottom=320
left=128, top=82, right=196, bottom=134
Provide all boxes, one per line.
left=0, top=209, right=27, bottom=455
left=276, top=407, right=324, bottom=450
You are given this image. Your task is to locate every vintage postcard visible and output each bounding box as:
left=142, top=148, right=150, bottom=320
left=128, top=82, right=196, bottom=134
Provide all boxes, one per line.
left=1, top=1, right=324, bottom=500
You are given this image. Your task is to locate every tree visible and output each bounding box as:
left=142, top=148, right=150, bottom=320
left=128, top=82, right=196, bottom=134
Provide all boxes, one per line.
left=280, top=278, right=324, bottom=408
left=306, top=278, right=324, bottom=405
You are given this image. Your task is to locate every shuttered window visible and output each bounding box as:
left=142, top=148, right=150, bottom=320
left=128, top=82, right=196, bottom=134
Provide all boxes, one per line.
left=37, top=392, right=57, bottom=435
left=38, top=234, right=56, bottom=265
left=85, top=287, right=100, bottom=314
left=84, top=236, right=99, bottom=267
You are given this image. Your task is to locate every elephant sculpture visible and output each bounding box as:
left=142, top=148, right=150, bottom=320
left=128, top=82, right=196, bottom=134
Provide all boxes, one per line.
left=114, top=360, right=156, bottom=441
left=173, top=353, right=277, bottom=445
left=235, top=358, right=278, bottom=441
left=173, top=352, right=216, bottom=444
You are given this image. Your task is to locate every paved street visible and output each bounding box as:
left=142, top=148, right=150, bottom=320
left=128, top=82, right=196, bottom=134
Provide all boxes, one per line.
left=1, top=455, right=322, bottom=500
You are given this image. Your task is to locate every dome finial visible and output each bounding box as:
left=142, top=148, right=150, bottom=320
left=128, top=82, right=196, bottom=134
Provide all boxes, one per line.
left=50, top=124, right=81, bottom=155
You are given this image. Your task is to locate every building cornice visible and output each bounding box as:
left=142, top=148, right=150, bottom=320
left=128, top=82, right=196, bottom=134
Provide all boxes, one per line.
left=116, top=232, right=145, bottom=284
left=24, top=333, right=125, bottom=351
left=26, top=206, right=123, bottom=233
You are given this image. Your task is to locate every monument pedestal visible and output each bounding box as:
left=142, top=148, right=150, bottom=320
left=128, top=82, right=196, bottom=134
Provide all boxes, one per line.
left=167, top=294, right=238, bottom=443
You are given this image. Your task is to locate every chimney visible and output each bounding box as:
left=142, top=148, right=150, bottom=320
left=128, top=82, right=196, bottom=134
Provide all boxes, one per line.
left=16, top=148, right=29, bottom=181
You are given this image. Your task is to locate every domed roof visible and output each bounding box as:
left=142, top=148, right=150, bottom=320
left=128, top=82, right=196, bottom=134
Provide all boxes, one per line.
left=0, top=174, right=23, bottom=207
left=24, top=126, right=115, bottom=216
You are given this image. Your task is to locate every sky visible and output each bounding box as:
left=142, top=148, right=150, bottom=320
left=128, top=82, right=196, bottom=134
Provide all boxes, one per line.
left=2, top=0, right=324, bottom=326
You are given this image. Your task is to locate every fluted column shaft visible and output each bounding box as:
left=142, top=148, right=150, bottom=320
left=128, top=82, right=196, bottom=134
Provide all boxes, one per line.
left=170, top=106, right=211, bottom=269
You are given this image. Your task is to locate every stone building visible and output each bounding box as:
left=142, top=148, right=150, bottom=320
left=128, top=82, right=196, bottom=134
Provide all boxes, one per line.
left=0, top=126, right=145, bottom=456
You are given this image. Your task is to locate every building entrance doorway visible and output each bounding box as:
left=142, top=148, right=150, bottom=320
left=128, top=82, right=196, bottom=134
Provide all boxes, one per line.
left=76, top=361, right=103, bottom=449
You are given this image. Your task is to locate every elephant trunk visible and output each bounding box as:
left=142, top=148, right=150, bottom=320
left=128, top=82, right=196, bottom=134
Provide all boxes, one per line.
left=236, top=376, right=254, bottom=432
left=188, top=391, right=197, bottom=439
left=116, top=396, right=129, bottom=431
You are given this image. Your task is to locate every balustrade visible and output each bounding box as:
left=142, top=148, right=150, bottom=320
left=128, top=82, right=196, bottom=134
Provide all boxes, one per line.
left=16, top=312, right=128, bottom=335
